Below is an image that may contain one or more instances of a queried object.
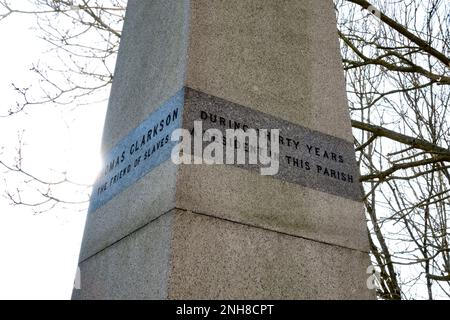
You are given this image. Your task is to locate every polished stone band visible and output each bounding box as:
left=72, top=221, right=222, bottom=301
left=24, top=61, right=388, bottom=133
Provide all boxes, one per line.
left=183, top=87, right=362, bottom=202
left=89, top=87, right=362, bottom=213
left=88, top=89, right=185, bottom=214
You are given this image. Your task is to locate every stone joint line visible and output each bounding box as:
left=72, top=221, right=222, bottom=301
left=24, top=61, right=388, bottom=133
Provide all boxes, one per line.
left=79, top=206, right=369, bottom=265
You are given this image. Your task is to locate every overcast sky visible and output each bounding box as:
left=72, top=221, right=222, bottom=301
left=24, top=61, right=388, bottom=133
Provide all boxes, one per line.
left=0, top=11, right=107, bottom=300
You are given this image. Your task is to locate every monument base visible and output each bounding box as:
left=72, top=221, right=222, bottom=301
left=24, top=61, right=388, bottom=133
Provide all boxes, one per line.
left=74, top=209, right=373, bottom=299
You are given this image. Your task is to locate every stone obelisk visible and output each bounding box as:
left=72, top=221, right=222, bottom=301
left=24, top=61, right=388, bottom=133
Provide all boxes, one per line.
left=73, top=0, right=374, bottom=299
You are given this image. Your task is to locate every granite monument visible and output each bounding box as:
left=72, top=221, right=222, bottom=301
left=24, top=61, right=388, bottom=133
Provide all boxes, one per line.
left=73, top=0, right=374, bottom=299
